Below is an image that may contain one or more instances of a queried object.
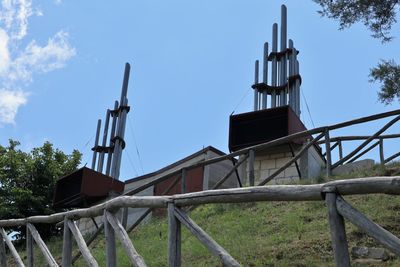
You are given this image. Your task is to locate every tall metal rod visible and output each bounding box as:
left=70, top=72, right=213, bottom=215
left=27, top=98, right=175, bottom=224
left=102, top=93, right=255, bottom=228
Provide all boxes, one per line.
left=271, top=23, right=278, bottom=108
left=111, top=97, right=129, bottom=180
left=91, top=119, right=102, bottom=170
left=262, top=42, right=269, bottom=109
left=106, top=101, right=119, bottom=176
left=98, top=109, right=111, bottom=173
left=253, top=60, right=259, bottom=111
left=120, top=63, right=131, bottom=106
left=288, top=39, right=294, bottom=110
left=295, top=59, right=300, bottom=115
left=280, top=4, right=287, bottom=106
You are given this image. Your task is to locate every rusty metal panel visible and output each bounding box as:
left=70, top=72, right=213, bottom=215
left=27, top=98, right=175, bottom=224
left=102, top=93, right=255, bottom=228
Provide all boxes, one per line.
left=153, top=167, right=204, bottom=196
left=229, top=105, right=307, bottom=152
left=53, top=167, right=124, bottom=208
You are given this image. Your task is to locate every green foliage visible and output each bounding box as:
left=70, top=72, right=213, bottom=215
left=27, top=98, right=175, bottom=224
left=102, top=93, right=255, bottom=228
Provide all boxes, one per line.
left=314, top=0, right=399, bottom=42
left=0, top=139, right=81, bottom=240
left=314, top=0, right=400, bottom=104
left=370, top=60, right=400, bottom=104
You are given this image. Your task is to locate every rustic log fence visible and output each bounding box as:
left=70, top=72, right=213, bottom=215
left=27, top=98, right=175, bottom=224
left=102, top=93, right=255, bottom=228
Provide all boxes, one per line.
left=2, top=109, right=400, bottom=266
left=0, top=177, right=400, bottom=266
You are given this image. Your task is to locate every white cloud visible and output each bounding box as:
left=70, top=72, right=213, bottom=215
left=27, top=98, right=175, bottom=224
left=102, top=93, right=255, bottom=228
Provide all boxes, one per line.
left=0, top=0, right=75, bottom=125
left=0, top=89, right=28, bottom=124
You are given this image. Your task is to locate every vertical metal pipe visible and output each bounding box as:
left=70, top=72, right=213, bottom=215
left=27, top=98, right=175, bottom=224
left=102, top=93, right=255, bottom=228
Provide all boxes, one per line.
left=262, top=42, right=269, bottom=109
left=253, top=60, right=259, bottom=111
left=111, top=97, right=129, bottom=180
left=120, top=63, right=131, bottom=105
left=288, top=39, right=294, bottom=110
left=271, top=23, right=278, bottom=108
left=280, top=4, right=287, bottom=106
left=91, top=119, right=102, bottom=170
left=98, top=110, right=111, bottom=173
left=106, top=101, right=119, bottom=176
left=295, top=59, right=300, bottom=115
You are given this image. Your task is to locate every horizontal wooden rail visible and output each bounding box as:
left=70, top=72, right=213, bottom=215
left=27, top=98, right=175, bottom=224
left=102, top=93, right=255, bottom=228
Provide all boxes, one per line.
left=1, top=177, right=399, bottom=227
left=317, top=133, right=400, bottom=144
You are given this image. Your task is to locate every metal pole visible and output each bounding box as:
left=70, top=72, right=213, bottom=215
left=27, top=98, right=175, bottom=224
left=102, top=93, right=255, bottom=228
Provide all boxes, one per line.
left=91, top=119, right=102, bottom=170
left=295, top=59, right=300, bottom=115
left=288, top=39, right=294, bottom=110
left=98, top=109, right=111, bottom=173
left=120, top=63, right=130, bottom=106
left=106, top=101, right=119, bottom=176
left=262, top=42, right=269, bottom=109
left=280, top=4, right=287, bottom=106
left=271, top=23, right=278, bottom=108
left=111, top=97, right=129, bottom=180
left=253, top=60, right=259, bottom=111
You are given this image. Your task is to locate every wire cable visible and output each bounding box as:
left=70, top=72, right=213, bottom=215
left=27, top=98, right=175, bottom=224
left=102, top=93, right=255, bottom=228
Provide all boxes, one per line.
left=128, top=117, right=145, bottom=174
left=231, top=87, right=252, bottom=115
left=301, top=89, right=315, bottom=128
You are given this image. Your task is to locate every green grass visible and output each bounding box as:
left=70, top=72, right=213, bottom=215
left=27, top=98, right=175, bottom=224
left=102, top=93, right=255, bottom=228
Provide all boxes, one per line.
left=7, top=163, right=400, bottom=266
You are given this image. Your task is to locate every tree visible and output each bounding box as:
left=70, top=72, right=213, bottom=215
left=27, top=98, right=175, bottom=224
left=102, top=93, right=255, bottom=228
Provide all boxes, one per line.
left=0, top=140, right=81, bottom=240
left=314, top=0, right=400, bottom=104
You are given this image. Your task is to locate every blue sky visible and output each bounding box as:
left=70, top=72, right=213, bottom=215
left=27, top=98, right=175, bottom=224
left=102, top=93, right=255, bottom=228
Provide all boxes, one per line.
left=1, top=1, right=400, bottom=181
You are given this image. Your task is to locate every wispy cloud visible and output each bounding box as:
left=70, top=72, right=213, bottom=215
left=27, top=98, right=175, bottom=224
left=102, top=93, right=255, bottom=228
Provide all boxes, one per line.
left=0, top=0, right=75, bottom=125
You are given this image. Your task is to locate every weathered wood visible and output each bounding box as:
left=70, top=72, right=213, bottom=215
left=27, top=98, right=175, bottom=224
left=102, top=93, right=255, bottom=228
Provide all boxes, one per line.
left=231, top=158, right=243, bottom=187
left=259, top=132, right=325, bottom=186
left=105, top=211, right=147, bottom=267
left=181, top=168, right=187, bottom=194
left=62, top=218, right=73, bottom=267
left=0, top=228, right=24, bottom=267
left=174, top=207, right=241, bottom=267
left=248, top=150, right=255, bottom=186
left=333, top=114, right=400, bottom=168
left=26, top=225, right=33, bottom=267
left=338, top=140, right=343, bottom=160
left=26, top=223, right=58, bottom=267
left=325, top=129, right=332, bottom=178
left=212, top=154, right=248, bottom=190
left=379, top=138, right=384, bottom=166
left=121, top=207, right=128, bottom=229
left=347, top=140, right=379, bottom=164
left=325, top=191, right=350, bottom=267
left=317, top=133, right=400, bottom=144
left=67, top=220, right=99, bottom=267
left=322, top=141, right=339, bottom=157
left=104, top=211, right=117, bottom=267
left=168, top=203, right=181, bottom=267
left=0, top=235, right=7, bottom=267
left=289, top=143, right=302, bottom=178
left=127, top=174, right=182, bottom=233
left=71, top=224, right=104, bottom=264
left=385, top=151, right=400, bottom=164
left=336, top=196, right=400, bottom=256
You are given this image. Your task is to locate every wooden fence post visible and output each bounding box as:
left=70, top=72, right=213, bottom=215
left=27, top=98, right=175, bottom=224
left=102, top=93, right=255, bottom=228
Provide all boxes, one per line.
left=338, top=140, right=343, bottom=161
left=0, top=235, right=7, bottom=267
left=181, top=168, right=187, bottom=194
left=324, top=187, right=350, bottom=267
left=168, top=202, right=181, bottom=267
left=104, top=210, right=117, bottom=267
left=379, top=138, right=384, bottom=167
left=324, top=129, right=332, bottom=178
left=26, top=225, right=34, bottom=267
left=248, top=150, right=255, bottom=186
left=62, top=218, right=73, bottom=267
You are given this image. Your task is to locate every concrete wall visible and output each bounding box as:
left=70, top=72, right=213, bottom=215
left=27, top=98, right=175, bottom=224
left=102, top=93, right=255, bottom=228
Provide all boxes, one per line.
left=203, top=150, right=239, bottom=189
left=240, top=143, right=325, bottom=185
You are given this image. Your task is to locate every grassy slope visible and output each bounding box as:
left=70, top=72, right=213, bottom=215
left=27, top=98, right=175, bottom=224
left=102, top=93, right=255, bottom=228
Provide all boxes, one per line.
left=8, top=164, right=400, bottom=266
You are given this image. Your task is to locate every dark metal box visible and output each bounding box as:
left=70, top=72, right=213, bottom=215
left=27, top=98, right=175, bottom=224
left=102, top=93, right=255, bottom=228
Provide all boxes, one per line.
left=228, top=105, right=307, bottom=152
left=53, top=167, right=124, bottom=208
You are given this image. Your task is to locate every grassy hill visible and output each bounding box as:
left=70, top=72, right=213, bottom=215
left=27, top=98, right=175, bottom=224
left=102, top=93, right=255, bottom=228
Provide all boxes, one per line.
left=7, top=163, right=400, bottom=266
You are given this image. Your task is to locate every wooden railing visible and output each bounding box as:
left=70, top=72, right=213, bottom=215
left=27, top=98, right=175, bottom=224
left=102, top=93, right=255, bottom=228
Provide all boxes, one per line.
left=2, top=109, right=400, bottom=266
left=0, top=177, right=400, bottom=266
